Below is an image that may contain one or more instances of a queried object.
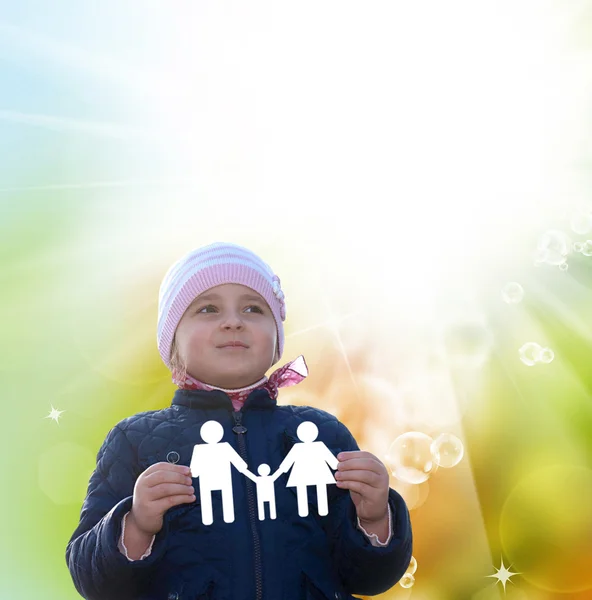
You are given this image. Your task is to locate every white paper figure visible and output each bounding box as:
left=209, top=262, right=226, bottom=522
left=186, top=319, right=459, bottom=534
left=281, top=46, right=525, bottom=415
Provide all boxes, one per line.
left=190, top=420, right=250, bottom=525
left=276, top=421, right=339, bottom=517
left=243, top=464, right=282, bottom=520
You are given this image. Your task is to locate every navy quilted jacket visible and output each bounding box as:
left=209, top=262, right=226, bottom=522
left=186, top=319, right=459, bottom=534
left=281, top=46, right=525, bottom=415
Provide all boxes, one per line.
left=66, top=387, right=413, bottom=600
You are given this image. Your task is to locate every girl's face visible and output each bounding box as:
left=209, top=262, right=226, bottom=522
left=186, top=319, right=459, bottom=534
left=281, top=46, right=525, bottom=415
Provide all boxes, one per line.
left=173, top=283, right=278, bottom=389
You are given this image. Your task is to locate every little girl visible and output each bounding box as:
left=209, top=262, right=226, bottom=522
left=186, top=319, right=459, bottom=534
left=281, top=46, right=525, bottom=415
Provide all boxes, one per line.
left=66, top=242, right=413, bottom=600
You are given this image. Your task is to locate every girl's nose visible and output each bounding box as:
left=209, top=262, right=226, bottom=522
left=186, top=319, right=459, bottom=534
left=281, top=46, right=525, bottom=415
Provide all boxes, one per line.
left=221, top=313, right=244, bottom=329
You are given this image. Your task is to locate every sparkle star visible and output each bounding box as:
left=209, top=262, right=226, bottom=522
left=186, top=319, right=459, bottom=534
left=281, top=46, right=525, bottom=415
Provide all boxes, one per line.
left=45, top=405, right=65, bottom=425
left=486, top=557, right=520, bottom=592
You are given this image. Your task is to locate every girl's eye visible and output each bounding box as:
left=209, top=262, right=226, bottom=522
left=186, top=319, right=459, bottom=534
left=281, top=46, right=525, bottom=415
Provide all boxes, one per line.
left=245, top=305, right=264, bottom=314
left=197, top=305, right=217, bottom=313
left=197, top=304, right=263, bottom=314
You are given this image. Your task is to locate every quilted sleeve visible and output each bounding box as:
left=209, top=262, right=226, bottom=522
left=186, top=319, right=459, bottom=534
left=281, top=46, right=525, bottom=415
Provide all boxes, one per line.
left=321, top=420, right=413, bottom=596
left=65, top=423, right=171, bottom=600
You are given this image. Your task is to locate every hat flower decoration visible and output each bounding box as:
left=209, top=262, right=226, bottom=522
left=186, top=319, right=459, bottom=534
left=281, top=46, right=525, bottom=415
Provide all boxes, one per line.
left=272, top=275, right=286, bottom=320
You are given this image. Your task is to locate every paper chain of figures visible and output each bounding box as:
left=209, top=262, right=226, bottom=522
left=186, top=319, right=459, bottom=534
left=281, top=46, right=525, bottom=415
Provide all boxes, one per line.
left=187, top=420, right=338, bottom=525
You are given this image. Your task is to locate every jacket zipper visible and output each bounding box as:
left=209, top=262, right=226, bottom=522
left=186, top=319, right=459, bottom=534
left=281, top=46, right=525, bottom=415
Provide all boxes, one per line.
left=232, top=410, right=263, bottom=600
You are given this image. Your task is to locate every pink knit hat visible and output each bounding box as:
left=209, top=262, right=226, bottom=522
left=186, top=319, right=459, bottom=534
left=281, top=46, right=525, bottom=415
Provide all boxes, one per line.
left=157, top=242, right=286, bottom=370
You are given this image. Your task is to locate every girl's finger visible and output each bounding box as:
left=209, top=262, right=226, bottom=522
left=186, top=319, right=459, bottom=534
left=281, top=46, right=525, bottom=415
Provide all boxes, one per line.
left=144, top=470, right=193, bottom=488
left=334, top=479, right=376, bottom=497
left=144, top=462, right=190, bottom=476
left=335, top=469, right=384, bottom=489
left=156, top=493, right=196, bottom=512
left=337, top=457, right=385, bottom=474
left=337, top=451, right=377, bottom=462
left=148, top=483, right=195, bottom=501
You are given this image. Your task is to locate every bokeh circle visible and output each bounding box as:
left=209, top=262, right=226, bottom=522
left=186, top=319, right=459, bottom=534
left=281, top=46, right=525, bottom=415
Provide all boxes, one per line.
left=499, top=465, right=592, bottom=593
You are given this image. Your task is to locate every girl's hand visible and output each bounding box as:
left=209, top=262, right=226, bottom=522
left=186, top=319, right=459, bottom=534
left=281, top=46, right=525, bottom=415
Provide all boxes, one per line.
left=335, top=451, right=390, bottom=525
left=130, top=462, right=195, bottom=536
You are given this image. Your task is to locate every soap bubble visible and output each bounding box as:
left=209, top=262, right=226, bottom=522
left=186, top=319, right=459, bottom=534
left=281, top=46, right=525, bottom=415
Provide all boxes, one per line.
left=559, top=262, right=568, bottom=271
left=573, top=242, right=584, bottom=253
left=399, top=573, right=415, bottom=588
left=536, top=230, right=571, bottom=266
left=501, top=282, right=524, bottom=304
left=387, top=432, right=436, bottom=484
left=569, top=211, right=592, bottom=235
left=431, top=433, right=464, bottom=468
left=539, top=347, right=554, bottom=363
left=407, top=556, right=418, bottom=575
left=581, top=240, right=592, bottom=256
left=519, top=342, right=542, bottom=366
left=390, top=479, right=430, bottom=511
left=533, top=248, right=548, bottom=266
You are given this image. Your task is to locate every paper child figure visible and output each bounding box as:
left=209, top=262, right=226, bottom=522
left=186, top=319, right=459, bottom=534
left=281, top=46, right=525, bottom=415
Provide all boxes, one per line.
left=190, top=420, right=250, bottom=525
left=243, top=464, right=282, bottom=520
left=276, top=421, right=339, bottom=517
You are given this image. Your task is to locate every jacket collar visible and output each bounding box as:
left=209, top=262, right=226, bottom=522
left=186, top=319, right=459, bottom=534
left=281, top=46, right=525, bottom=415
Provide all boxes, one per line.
left=171, top=387, right=277, bottom=411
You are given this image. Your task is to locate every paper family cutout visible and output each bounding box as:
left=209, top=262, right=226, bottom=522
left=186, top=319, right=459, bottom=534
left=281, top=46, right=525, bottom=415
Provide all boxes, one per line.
left=189, top=420, right=338, bottom=525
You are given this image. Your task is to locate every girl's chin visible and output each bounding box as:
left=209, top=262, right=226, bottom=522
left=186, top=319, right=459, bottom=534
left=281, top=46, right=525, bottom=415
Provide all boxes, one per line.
left=201, top=370, right=266, bottom=389
left=190, top=358, right=272, bottom=387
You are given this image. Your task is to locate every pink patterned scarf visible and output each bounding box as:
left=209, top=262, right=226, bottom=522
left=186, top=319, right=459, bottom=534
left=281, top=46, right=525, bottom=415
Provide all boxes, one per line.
left=172, top=355, right=308, bottom=411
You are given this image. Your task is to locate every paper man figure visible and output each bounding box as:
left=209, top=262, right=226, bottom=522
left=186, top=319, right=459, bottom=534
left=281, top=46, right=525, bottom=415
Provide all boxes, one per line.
left=243, top=464, right=283, bottom=520
left=190, top=420, right=250, bottom=525
left=276, top=421, right=339, bottom=517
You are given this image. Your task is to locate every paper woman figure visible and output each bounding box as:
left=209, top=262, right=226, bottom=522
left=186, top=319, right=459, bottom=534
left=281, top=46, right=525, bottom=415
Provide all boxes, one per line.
left=190, top=420, right=250, bottom=525
left=243, top=464, right=282, bottom=520
left=276, top=421, right=338, bottom=517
